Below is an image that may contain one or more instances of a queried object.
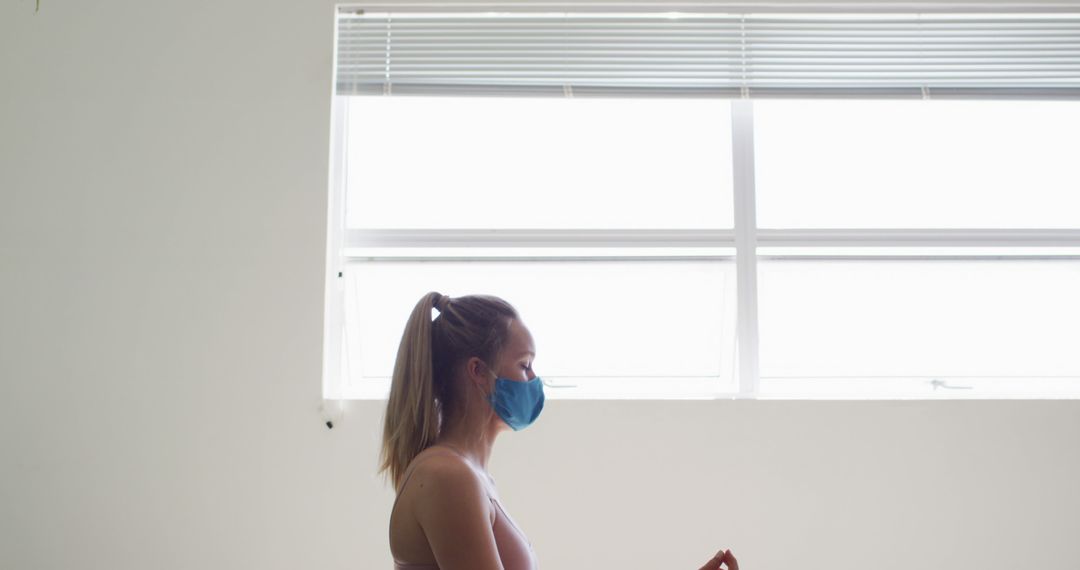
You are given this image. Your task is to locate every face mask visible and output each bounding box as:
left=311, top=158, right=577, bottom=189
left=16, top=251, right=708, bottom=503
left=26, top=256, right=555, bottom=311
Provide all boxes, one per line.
left=485, top=373, right=545, bottom=431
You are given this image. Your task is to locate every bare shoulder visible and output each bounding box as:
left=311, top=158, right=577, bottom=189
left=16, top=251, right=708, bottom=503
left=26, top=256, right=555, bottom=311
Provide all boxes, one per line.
left=409, top=453, right=503, bottom=570
left=410, top=452, right=491, bottom=513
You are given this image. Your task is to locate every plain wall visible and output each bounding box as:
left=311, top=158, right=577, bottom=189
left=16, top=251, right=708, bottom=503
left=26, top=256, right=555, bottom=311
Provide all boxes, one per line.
left=2, top=1, right=1079, bottom=569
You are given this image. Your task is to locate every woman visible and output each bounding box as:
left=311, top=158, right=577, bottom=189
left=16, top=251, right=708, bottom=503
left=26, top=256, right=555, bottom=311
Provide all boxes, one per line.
left=380, top=292, right=739, bottom=570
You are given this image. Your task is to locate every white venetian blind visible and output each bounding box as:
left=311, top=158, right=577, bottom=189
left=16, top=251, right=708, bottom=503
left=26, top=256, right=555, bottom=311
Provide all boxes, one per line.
left=334, top=8, right=1080, bottom=98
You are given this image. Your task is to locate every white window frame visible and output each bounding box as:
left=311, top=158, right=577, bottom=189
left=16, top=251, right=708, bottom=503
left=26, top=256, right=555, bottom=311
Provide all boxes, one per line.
left=324, top=94, right=1080, bottom=401
left=322, top=3, right=1080, bottom=401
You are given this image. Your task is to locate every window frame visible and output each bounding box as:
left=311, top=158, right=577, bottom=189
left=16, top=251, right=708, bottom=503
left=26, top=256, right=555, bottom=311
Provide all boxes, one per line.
left=323, top=95, right=1080, bottom=401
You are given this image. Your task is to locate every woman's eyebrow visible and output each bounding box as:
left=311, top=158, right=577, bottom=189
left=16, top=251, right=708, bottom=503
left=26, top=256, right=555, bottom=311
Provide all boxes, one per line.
left=517, top=351, right=535, bottom=358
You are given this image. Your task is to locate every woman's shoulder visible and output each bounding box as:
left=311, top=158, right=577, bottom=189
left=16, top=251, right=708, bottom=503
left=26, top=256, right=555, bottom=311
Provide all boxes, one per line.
left=407, top=449, right=496, bottom=525
left=403, top=447, right=481, bottom=491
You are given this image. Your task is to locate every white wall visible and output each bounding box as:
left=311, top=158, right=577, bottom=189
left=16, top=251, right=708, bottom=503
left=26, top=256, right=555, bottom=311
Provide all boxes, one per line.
left=2, top=2, right=1079, bottom=569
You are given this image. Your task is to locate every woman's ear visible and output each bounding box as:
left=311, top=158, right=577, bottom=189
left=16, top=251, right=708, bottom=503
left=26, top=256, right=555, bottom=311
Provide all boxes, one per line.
left=465, top=356, right=488, bottom=388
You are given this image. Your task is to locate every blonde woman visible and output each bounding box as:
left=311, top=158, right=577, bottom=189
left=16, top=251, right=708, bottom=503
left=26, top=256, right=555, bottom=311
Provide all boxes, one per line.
left=380, top=292, right=739, bottom=570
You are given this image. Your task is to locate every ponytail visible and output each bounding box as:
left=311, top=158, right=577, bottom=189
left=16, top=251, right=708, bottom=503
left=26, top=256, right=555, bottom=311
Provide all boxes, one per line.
left=378, top=292, right=443, bottom=490
left=378, top=291, right=519, bottom=489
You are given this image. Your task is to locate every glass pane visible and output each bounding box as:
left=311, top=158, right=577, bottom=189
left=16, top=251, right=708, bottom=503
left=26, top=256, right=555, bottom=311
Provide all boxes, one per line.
left=755, top=100, right=1080, bottom=229
left=757, top=257, right=1080, bottom=384
left=346, top=96, right=734, bottom=230
left=343, top=259, right=737, bottom=389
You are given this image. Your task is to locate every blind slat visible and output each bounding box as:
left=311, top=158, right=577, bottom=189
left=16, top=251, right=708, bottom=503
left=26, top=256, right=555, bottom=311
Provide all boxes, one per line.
left=335, top=10, right=1080, bottom=99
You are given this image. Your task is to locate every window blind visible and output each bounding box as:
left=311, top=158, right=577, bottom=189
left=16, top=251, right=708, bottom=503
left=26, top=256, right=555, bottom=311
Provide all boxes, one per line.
left=334, top=9, right=1080, bottom=99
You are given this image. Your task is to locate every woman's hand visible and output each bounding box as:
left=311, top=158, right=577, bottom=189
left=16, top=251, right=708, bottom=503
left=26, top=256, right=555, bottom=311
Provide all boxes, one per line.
left=697, top=548, right=738, bottom=570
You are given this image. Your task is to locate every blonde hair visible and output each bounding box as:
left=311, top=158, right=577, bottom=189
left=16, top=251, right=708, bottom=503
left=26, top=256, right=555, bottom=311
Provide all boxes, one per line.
left=378, top=291, right=518, bottom=489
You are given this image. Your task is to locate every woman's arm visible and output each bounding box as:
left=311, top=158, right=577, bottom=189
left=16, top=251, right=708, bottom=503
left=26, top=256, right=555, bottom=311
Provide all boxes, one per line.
left=412, top=459, right=505, bottom=570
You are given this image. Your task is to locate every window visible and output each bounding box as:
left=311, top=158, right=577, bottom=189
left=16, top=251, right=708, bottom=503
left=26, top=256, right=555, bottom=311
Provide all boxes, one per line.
left=331, top=96, right=740, bottom=400
left=323, top=6, right=1080, bottom=400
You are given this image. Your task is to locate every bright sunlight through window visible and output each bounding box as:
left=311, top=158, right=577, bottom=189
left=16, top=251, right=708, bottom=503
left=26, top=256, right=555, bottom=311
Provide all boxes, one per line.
left=328, top=96, right=1080, bottom=400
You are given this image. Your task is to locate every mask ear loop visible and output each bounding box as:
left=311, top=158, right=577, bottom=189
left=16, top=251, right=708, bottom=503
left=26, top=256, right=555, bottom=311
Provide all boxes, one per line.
left=481, top=366, right=502, bottom=432
left=461, top=361, right=498, bottom=445
left=483, top=367, right=500, bottom=404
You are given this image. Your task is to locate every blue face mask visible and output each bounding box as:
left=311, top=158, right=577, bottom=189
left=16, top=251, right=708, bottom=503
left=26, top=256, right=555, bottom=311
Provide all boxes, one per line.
left=486, top=375, right=545, bottom=431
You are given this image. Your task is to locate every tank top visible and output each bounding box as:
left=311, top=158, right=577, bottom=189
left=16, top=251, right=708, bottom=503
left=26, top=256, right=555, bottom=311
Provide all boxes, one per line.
left=390, top=445, right=539, bottom=570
